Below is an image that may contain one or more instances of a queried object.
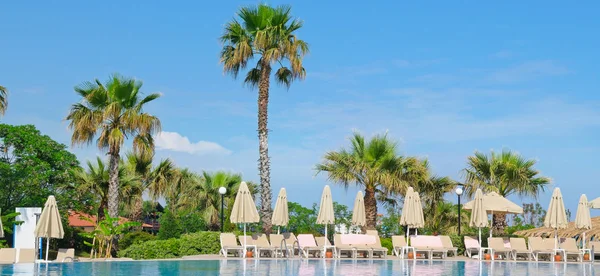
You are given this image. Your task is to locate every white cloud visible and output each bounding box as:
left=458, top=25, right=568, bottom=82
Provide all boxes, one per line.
left=155, top=131, right=232, bottom=155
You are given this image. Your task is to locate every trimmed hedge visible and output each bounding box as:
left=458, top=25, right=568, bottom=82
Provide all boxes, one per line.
left=380, top=237, right=393, bottom=255
left=120, top=231, right=157, bottom=250
left=119, top=231, right=220, bottom=260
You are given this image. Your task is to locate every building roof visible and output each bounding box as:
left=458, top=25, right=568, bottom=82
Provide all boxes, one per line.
left=68, top=211, right=152, bottom=228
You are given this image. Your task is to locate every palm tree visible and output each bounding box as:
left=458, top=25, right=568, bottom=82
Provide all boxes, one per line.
left=0, top=85, right=7, bottom=116
left=125, top=151, right=176, bottom=222
left=414, top=160, right=457, bottom=218
left=220, top=4, right=309, bottom=233
left=315, top=132, right=426, bottom=228
left=73, top=157, right=140, bottom=220
left=190, top=171, right=242, bottom=230
left=66, top=74, right=161, bottom=222
left=426, top=201, right=469, bottom=235
left=462, top=149, right=551, bottom=233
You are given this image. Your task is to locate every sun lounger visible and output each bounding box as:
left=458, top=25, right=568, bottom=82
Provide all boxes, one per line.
left=559, top=238, right=583, bottom=262
left=590, top=241, right=600, bottom=258
left=17, top=248, right=35, bottom=263
left=238, top=235, right=257, bottom=256
left=463, top=236, right=481, bottom=258
left=55, top=248, right=76, bottom=262
left=339, top=234, right=374, bottom=258
left=391, top=235, right=408, bottom=258
left=440, top=236, right=458, bottom=257
left=366, top=230, right=388, bottom=258
left=411, top=235, right=447, bottom=259
left=316, top=236, right=337, bottom=258
left=528, top=237, right=554, bottom=261
left=252, top=234, right=277, bottom=258
left=334, top=234, right=356, bottom=258
left=488, top=237, right=512, bottom=260
left=0, top=248, right=16, bottom=264
left=220, top=233, right=244, bottom=258
left=297, top=234, right=322, bottom=258
left=510, top=238, right=533, bottom=261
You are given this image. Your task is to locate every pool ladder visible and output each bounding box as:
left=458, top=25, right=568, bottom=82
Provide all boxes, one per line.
left=279, top=238, right=302, bottom=259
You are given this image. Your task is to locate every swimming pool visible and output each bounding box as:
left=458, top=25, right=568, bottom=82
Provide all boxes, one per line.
left=0, top=259, right=597, bottom=275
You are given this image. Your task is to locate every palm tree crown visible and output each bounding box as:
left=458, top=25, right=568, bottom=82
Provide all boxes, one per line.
left=316, top=132, right=426, bottom=228
left=0, top=85, right=7, bottom=116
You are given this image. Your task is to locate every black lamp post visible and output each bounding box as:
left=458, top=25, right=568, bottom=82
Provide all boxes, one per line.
left=456, top=185, right=464, bottom=235
left=219, top=187, right=227, bottom=232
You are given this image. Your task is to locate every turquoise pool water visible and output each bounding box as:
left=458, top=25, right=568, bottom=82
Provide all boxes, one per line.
left=0, top=259, right=597, bottom=275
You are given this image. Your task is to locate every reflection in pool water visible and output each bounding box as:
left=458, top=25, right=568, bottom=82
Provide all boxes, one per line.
left=0, top=259, right=597, bottom=275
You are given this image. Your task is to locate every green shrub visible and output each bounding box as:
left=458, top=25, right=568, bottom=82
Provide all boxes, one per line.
left=179, top=231, right=220, bottom=256
left=158, top=209, right=182, bottom=240
left=120, top=231, right=157, bottom=250
left=119, top=239, right=181, bottom=260
left=380, top=237, right=393, bottom=255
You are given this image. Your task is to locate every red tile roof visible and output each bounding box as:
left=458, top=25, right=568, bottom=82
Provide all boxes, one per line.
left=68, top=211, right=153, bottom=228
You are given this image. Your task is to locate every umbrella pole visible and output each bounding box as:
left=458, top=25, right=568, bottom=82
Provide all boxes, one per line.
left=243, top=224, right=247, bottom=258
left=278, top=226, right=280, bottom=235
left=478, top=228, right=482, bottom=260
left=490, top=211, right=493, bottom=238
left=555, top=229, right=558, bottom=250
left=324, top=225, right=328, bottom=259
left=583, top=232, right=586, bottom=249
left=406, top=226, right=410, bottom=245
left=45, top=238, right=50, bottom=261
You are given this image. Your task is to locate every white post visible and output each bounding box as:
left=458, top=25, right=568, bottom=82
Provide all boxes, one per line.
left=490, top=211, right=493, bottom=238
left=583, top=232, right=587, bottom=249
left=323, top=225, right=328, bottom=258
left=45, top=238, right=50, bottom=261
left=406, top=226, right=410, bottom=245
left=478, top=228, right=482, bottom=260
left=243, top=224, right=247, bottom=258
left=278, top=226, right=280, bottom=235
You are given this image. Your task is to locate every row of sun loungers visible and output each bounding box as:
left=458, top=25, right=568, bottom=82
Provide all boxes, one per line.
left=220, top=231, right=388, bottom=259
left=0, top=248, right=75, bottom=264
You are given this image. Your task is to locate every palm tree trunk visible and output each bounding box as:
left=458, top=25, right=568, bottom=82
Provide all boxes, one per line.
left=107, top=147, right=121, bottom=224
left=258, top=61, right=273, bottom=234
left=364, top=186, right=378, bottom=229
left=98, top=199, right=108, bottom=221
left=130, top=196, right=143, bottom=223
left=492, top=213, right=507, bottom=235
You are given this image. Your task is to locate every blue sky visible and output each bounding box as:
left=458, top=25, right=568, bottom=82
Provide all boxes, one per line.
left=1, top=1, right=599, bottom=219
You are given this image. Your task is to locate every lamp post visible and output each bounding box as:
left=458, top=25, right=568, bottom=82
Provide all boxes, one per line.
left=219, top=187, right=227, bottom=232
left=455, top=185, right=464, bottom=235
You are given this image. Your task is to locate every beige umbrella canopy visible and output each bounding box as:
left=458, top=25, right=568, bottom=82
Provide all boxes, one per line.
left=230, top=181, right=260, bottom=257
left=351, top=191, right=366, bottom=231
left=400, top=187, right=424, bottom=243
left=575, top=194, right=592, bottom=248
left=469, top=189, right=488, bottom=250
left=271, top=188, right=289, bottom=234
left=544, top=187, right=568, bottom=250
left=316, top=185, right=335, bottom=257
left=34, top=196, right=64, bottom=261
left=463, top=191, right=523, bottom=237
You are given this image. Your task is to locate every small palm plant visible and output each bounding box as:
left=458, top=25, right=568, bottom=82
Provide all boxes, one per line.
left=80, top=211, right=140, bottom=258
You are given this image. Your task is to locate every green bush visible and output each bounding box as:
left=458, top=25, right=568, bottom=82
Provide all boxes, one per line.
left=119, top=239, right=181, bottom=260
left=120, top=231, right=157, bottom=250
left=118, top=231, right=221, bottom=260
left=179, top=232, right=221, bottom=256
left=158, top=209, right=182, bottom=240
left=380, top=237, right=393, bottom=255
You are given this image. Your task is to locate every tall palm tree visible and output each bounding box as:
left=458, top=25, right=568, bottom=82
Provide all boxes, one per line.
left=413, top=160, right=457, bottom=218
left=426, top=201, right=469, bottom=235
left=220, top=4, right=309, bottom=233
left=125, top=151, right=176, bottom=222
left=315, top=132, right=426, bottom=228
left=72, top=157, right=140, bottom=220
left=191, top=171, right=242, bottom=230
left=0, top=85, right=7, bottom=116
left=462, top=149, right=551, bottom=233
left=66, top=74, right=161, bottom=222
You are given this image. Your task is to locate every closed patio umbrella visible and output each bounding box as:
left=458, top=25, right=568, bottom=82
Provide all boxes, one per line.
left=469, top=189, right=488, bottom=258
left=316, top=185, right=335, bottom=257
left=34, top=196, right=64, bottom=261
left=575, top=194, right=592, bottom=249
left=230, top=181, right=260, bottom=257
left=271, top=188, right=289, bottom=234
left=351, top=191, right=366, bottom=233
left=462, top=191, right=523, bottom=237
left=544, top=187, right=568, bottom=251
left=400, top=187, right=424, bottom=244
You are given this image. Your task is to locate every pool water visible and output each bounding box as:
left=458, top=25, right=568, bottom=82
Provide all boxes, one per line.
left=0, top=259, right=598, bottom=276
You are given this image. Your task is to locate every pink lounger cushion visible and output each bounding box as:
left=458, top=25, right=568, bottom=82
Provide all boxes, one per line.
left=411, top=235, right=444, bottom=248
left=464, top=238, right=480, bottom=249
left=340, top=234, right=376, bottom=245
left=297, top=234, right=318, bottom=247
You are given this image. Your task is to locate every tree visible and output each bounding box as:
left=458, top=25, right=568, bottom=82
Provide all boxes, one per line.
left=66, top=74, right=161, bottom=222
left=315, top=132, right=426, bottom=228
left=0, top=85, right=7, bottom=116
left=414, top=161, right=457, bottom=219
left=157, top=208, right=181, bottom=240
left=287, top=202, right=317, bottom=234
left=0, top=124, right=80, bottom=213
left=424, top=201, right=468, bottom=235
left=125, top=151, right=176, bottom=222
left=220, top=4, right=309, bottom=233
left=462, top=149, right=551, bottom=234
left=72, top=157, right=141, bottom=220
